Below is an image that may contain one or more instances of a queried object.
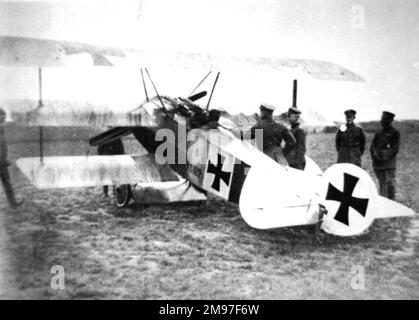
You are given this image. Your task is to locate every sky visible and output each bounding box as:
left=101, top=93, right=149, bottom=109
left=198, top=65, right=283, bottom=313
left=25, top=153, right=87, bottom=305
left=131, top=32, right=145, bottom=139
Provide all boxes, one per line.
left=0, top=0, right=418, bottom=121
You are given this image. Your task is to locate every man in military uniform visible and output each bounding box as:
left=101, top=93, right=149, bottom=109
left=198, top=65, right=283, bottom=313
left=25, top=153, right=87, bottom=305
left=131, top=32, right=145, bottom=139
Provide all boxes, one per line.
left=245, top=103, right=296, bottom=163
left=370, top=111, right=400, bottom=200
left=0, top=107, right=21, bottom=207
left=335, top=109, right=366, bottom=167
left=283, top=107, right=306, bottom=170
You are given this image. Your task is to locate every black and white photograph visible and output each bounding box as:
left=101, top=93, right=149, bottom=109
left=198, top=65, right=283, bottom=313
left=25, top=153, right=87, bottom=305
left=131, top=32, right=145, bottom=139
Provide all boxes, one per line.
left=0, top=0, right=418, bottom=302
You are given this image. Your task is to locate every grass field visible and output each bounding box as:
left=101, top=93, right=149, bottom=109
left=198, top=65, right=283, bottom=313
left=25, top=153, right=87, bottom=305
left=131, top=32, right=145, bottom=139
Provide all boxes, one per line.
left=0, top=125, right=418, bottom=299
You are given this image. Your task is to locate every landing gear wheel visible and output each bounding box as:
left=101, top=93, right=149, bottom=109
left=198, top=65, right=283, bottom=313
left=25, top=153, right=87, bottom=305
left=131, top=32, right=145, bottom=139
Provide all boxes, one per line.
left=113, top=184, right=132, bottom=208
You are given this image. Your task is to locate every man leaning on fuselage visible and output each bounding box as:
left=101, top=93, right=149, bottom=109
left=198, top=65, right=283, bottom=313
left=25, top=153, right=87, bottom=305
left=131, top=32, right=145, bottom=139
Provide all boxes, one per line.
left=243, top=103, right=296, bottom=163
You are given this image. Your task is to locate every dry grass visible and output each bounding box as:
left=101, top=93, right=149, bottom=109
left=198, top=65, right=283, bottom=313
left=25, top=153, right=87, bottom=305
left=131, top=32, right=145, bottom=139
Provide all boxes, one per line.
left=0, top=126, right=418, bottom=299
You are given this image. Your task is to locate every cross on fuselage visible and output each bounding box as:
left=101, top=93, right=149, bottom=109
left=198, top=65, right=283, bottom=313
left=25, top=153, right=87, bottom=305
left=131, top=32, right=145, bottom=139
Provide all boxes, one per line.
left=325, top=173, right=369, bottom=226
left=207, top=153, right=231, bottom=192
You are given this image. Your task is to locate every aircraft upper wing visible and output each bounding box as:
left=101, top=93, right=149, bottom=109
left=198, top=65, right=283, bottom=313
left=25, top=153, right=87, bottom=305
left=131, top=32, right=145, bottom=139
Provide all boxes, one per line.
left=1, top=35, right=364, bottom=81
left=126, top=50, right=365, bottom=82
left=0, top=35, right=363, bottom=128
left=0, top=35, right=126, bottom=67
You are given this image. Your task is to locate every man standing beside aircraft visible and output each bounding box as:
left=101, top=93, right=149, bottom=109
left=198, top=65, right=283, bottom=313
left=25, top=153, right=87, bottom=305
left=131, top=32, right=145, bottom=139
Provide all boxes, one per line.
left=335, top=109, right=366, bottom=167
left=244, top=103, right=296, bottom=163
left=0, top=107, right=21, bottom=208
left=283, top=107, right=306, bottom=170
left=370, top=111, right=400, bottom=200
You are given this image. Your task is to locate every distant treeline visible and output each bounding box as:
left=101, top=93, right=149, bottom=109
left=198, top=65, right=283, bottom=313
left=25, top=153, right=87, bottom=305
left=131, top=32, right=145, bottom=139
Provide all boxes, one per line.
left=322, top=126, right=338, bottom=134
left=323, top=120, right=419, bottom=134
left=4, top=120, right=419, bottom=143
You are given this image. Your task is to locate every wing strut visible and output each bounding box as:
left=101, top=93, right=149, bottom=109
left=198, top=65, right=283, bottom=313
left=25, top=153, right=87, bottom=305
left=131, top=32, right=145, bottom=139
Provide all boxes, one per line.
left=140, top=68, right=149, bottom=102
left=206, top=72, right=220, bottom=110
left=144, top=68, right=166, bottom=111
left=38, top=67, right=44, bottom=165
left=292, top=79, right=298, bottom=108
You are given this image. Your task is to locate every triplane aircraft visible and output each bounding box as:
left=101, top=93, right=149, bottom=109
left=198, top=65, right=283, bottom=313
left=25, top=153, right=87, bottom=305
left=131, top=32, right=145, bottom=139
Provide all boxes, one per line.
left=0, top=35, right=415, bottom=237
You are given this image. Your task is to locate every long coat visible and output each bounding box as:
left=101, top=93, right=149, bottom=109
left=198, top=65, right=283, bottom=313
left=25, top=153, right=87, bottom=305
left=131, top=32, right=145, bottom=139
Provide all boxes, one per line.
left=335, top=123, right=366, bottom=167
left=370, top=126, right=400, bottom=170
left=283, top=122, right=306, bottom=169
left=250, top=118, right=296, bottom=162
left=0, top=125, right=11, bottom=167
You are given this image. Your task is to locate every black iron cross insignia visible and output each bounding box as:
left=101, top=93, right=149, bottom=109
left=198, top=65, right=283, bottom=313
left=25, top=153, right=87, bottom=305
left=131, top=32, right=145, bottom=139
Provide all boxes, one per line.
left=207, top=153, right=231, bottom=192
left=325, top=173, right=369, bottom=226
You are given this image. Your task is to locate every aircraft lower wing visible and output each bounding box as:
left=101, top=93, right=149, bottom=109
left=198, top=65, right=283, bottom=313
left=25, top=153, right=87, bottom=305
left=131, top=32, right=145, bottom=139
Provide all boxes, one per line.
left=16, top=154, right=180, bottom=189
left=16, top=153, right=207, bottom=203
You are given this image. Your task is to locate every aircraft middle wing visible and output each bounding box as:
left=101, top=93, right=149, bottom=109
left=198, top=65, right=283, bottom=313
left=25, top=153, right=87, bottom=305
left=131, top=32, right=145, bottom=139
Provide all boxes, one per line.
left=5, top=98, right=160, bottom=127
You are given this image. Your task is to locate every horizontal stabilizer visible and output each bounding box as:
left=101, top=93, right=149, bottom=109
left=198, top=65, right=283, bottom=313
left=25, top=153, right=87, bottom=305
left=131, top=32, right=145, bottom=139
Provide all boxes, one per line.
left=16, top=154, right=179, bottom=189
left=372, top=196, right=416, bottom=219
